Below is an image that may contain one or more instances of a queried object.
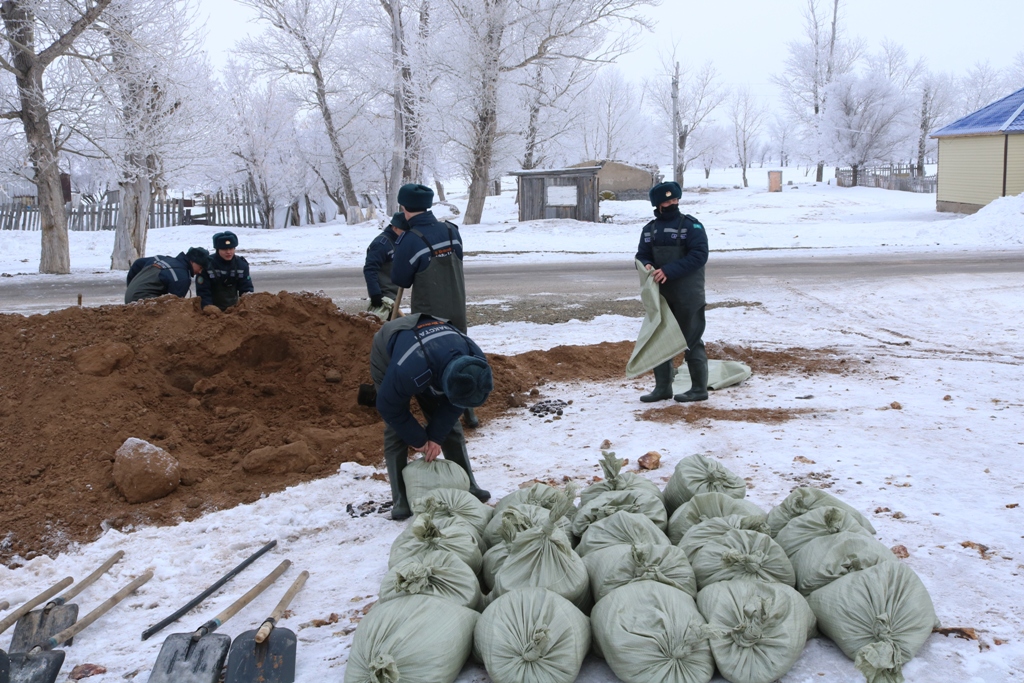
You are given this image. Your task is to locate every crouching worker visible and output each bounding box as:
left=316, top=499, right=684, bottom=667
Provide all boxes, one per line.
left=125, top=247, right=210, bottom=303
left=197, top=231, right=254, bottom=311
left=370, top=313, right=493, bottom=521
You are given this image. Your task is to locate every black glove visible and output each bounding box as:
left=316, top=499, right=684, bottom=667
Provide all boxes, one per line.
left=357, top=383, right=377, bottom=407
left=370, top=294, right=383, bottom=308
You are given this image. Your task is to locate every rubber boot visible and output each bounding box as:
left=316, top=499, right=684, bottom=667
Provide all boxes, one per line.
left=383, top=429, right=411, bottom=520
left=462, top=407, right=480, bottom=429
left=675, top=358, right=709, bottom=402
left=442, top=439, right=490, bottom=503
left=640, top=361, right=675, bottom=402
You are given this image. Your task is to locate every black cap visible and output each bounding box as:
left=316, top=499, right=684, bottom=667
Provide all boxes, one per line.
left=213, top=231, right=238, bottom=250
left=649, top=181, right=682, bottom=206
left=185, top=247, right=210, bottom=269
left=389, top=212, right=409, bottom=231
left=397, top=183, right=434, bottom=212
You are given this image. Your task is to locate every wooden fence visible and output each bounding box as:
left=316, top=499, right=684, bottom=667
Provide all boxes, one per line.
left=836, top=164, right=937, bottom=193
left=0, top=189, right=264, bottom=231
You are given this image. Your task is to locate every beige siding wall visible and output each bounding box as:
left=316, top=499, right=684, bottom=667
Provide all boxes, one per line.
left=1007, top=135, right=1024, bottom=197
left=937, top=136, right=1005, bottom=205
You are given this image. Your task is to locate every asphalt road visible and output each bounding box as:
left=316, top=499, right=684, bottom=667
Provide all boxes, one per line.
left=1, top=250, right=1022, bottom=315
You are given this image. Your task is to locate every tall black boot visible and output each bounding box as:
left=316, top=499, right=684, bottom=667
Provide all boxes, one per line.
left=675, top=358, right=709, bottom=402
left=442, top=437, right=490, bottom=503
left=383, top=428, right=411, bottom=520
left=640, top=361, right=675, bottom=402
left=462, top=407, right=480, bottom=429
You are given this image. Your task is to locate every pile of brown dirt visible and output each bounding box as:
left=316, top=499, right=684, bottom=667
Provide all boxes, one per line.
left=0, top=294, right=853, bottom=564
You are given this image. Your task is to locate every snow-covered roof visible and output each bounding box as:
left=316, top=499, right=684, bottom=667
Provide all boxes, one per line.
left=932, top=86, right=1024, bottom=137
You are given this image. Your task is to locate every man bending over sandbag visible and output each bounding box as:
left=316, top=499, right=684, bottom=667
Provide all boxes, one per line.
left=370, top=313, right=493, bottom=521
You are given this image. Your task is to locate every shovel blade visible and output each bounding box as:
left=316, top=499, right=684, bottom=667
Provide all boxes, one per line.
left=6, top=650, right=66, bottom=683
left=148, top=633, right=231, bottom=683
left=8, top=606, right=80, bottom=654
left=1, top=649, right=9, bottom=683
left=225, top=627, right=297, bottom=683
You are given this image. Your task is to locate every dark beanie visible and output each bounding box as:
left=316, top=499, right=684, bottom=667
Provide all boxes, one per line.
left=649, top=181, right=682, bottom=206
left=390, top=212, right=409, bottom=231
left=185, top=246, right=210, bottom=269
left=213, top=231, right=238, bottom=250
left=441, top=355, right=493, bottom=408
left=397, top=183, right=434, bottom=212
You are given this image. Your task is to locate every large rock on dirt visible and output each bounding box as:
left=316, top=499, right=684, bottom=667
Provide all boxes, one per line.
left=73, top=342, right=134, bottom=377
left=113, top=438, right=180, bottom=503
left=242, top=441, right=318, bottom=475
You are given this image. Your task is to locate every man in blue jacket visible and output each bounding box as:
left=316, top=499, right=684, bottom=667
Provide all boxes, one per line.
left=125, top=247, right=210, bottom=303
left=196, top=231, right=254, bottom=311
left=362, top=212, right=407, bottom=319
left=370, top=313, right=493, bottom=520
left=635, top=181, right=709, bottom=402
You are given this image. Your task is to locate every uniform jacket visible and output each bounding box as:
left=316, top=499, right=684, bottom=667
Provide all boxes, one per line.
left=125, top=253, right=195, bottom=298
left=371, top=314, right=486, bottom=447
left=196, top=253, right=253, bottom=308
left=363, top=226, right=401, bottom=299
left=635, top=209, right=709, bottom=281
left=390, top=212, right=464, bottom=288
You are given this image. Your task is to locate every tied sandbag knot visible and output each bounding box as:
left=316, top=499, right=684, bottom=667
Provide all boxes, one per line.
left=500, top=507, right=535, bottom=544
left=369, top=653, right=400, bottom=683
left=854, top=638, right=905, bottom=683
left=730, top=600, right=770, bottom=648
left=723, top=550, right=767, bottom=575
left=522, top=626, right=551, bottom=662
left=412, top=514, right=443, bottom=543
left=420, top=497, right=453, bottom=518
left=395, top=564, right=433, bottom=594
left=823, top=506, right=847, bottom=534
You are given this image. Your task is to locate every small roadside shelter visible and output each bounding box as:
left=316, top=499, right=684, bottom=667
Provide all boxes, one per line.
left=568, top=160, right=661, bottom=201
left=931, top=86, right=1024, bottom=213
left=510, top=166, right=600, bottom=222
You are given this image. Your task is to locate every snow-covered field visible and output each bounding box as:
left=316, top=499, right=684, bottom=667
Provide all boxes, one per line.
left=2, top=172, right=1024, bottom=682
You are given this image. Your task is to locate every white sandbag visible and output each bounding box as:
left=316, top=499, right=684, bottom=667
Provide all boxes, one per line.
left=474, top=588, right=590, bottom=683
left=344, top=594, right=478, bottom=683
left=775, top=505, right=874, bottom=558
left=483, top=503, right=574, bottom=549
left=668, top=492, right=767, bottom=544
left=579, top=450, right=664, bottom=505
left=663, top=454, right=746, bottom=516
left=388, top=514, right=483, bottom=574
left=591, top=581, right=715, bottom=683
left=494, top=482, right=576, bottom=520
left=572, top=488, right=668, bottom=538
left=584, top=543, right=697, bottom=603
left=767, top=486, right=876, bottom=537
left=792, top=531, right=898, bottom=596
left=678, top=514, right=772, bottom=562
left=691, top=529, right=795, bottom=589
left=402, top=457, right=470, bottom=504
left=807, top=561, right=938, bottom=683
left=696, top=579, right=817, bottom=683
left=412, top=487, right=494, bottom=539
left=575, top=511, right=671, bottom=557
left=379, top=550, right=482, bottom=610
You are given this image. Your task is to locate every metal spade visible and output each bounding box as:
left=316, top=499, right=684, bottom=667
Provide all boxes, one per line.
left=6, top=571, right=152, bottom=683
left=147, top=559, right=291, bottom=683
left=225, top=570, right=308, bottom=683
left=8, top=551, right=124, bottom=653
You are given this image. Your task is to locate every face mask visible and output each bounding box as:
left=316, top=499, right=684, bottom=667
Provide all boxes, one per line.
left=654, top=204, right=680, bottom=219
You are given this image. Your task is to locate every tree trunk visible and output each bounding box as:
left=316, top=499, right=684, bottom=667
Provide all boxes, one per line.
left=111, top=173, right=151, bottom=269
left=521, top=67, right=543, bottom=170
left=462, top=9, right=502, bottom=225
left=916, top=87, right=929, bottom=177
left=434, top=179, right=446, bottom=202
left=851, top=164, right=859, bottom=186
left=309, top=57, right=361, bottom=221
left=385, top=0, right=405, bottom=215
left=816, top=162, right=825, bottom=183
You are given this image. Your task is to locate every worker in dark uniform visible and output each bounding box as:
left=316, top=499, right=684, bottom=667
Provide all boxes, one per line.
left=635, top=181, right=709, bottom=402
left=370, top=313, right=493, bottom=520
left=363, top=212, right=407, bottom=319
left=390, top=183, right=480, bottom=428
left=125, top=247, right=209, bottom=303
left=196, top=231, right=254, bottom=311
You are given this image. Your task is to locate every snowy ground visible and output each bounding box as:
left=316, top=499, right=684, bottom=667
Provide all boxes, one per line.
left=1, top=172, right=1023, bottom=682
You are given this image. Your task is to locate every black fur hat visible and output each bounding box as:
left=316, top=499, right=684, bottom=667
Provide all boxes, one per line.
left=397, top=183, right=434, bottom=212
left=649, top=181, right=682, bottom=206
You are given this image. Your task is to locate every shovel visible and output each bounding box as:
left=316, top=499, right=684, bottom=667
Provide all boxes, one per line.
left=390, top=288, right=405, bottom=320
left=147, top=559, right=291, bottom=683
left=8, top=552, right=124, bottom=653
left=6, top=571, right=152, bottom=683
left=224, top=570, right=308, bottom=683
left=1, top=578, right=72, bottom=683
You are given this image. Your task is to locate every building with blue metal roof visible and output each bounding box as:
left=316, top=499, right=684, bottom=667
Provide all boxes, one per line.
left=930, top=86, right=1024, bottom=213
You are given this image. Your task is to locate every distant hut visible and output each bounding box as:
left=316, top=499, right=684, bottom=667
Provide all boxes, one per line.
left=510, top=166, right=600, bottom=222
left=569, top=160, right=662, bottom=201
left=931, top=86, right=1024, bottom=213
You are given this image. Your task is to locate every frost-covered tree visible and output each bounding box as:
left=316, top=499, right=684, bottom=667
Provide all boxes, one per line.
left=693, top=124, right=728, bottom=180
left=574, top=66, right=652, bottom=163
left=441, top=0, right=653, bottom=224
left=912, top=70, right=956, bottom=175
left=1006, top=51, right=1024, bottom=91
left=955, top=61, right=1005, bottom=118
left=773, top=0, right=861, bottom=182
left=729, top=86, right=767, bottom=188
left=824, top=72, right=904, bottom=185
left=518, top=59, right=592, bottom=170
left=767, top=115, right=792, bottom=167
left=1, top=0, right=112, bottom=273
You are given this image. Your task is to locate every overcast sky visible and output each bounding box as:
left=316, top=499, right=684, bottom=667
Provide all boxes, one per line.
left=200, top=0, right=1024, bottom=102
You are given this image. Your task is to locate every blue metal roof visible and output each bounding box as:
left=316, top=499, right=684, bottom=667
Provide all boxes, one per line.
left=932, top=86, right=1024, bottom=137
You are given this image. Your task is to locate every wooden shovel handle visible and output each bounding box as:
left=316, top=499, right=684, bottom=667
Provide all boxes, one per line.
left=54, top=551, right=125, bottom=605
left=255, top=570, right=308, bottom=643
left=40, top=571, right=153, bottom=651
left=209, top=560, right=290, bottom=631
left=390, top=288, right=404, bottom=321
left=0, top=576, right=74, bottom=635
